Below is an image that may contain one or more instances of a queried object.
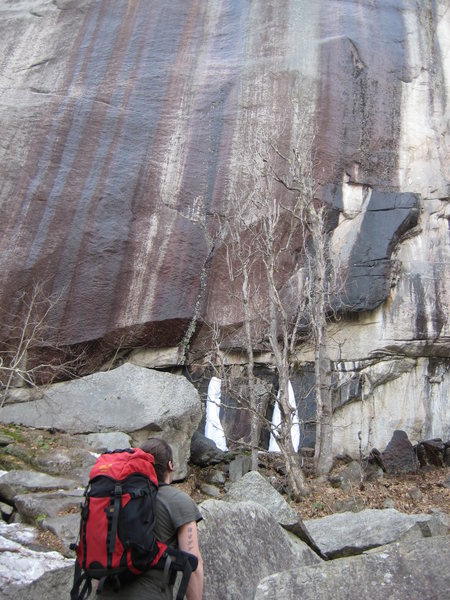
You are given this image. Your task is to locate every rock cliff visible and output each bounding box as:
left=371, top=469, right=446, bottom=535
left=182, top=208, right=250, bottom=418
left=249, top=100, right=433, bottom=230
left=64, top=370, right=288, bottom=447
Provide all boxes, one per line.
left=0, top=1, right=448, bottom=455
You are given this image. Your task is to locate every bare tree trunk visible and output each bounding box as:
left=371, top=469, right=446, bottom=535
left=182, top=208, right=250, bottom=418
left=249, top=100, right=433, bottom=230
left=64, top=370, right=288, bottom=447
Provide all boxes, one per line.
left=310, top=226, right=334, bottom=476
left=266, top=246, right=309, bottom=497
left=242, top=264, right=259, bottom=471
left=314, top=323, right=333, bottom=475
left=276, top=376, right=309, bottom=498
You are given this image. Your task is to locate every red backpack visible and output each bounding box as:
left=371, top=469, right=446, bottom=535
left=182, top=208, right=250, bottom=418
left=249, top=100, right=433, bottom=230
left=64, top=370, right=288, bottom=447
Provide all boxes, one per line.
left=70, top=448, right=197, bottom=600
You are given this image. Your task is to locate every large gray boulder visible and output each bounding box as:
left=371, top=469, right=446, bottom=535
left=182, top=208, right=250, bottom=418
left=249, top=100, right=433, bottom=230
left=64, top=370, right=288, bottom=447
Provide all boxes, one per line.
left=14, top=490, right=83, bottom=523
left=0, top=471, right=78, bottom=504
left=223, top=470, right=323, bottom=556
left=0, top=363, right=202, bottom=478
left=305, top=508, right=446, bottom=559
left=198, top=499, right=315, bottom=600
left=0, top=522, right=73, bottom=599
left=255, top=535, right=450, bottom=600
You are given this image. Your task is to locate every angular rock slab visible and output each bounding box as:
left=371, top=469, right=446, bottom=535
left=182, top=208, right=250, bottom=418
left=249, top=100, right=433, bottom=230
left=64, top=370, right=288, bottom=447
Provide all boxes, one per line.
left=254, top=535, right=450, bottom=600
left=190, top=430, right=225, bottom=467
left=304, top=508, right=441, bottom=558
left=82, top=431, right=132, bottom=452
left=14, top=490, right=84, bottom=522
left=42, top=513, right=81, bottom=554
left=0, top=522, right=73, bottom=600
left=198, top=500, right=311, bottom=600
left=0, top=471, right=78, bottom=503
left=223, top=470, right=324, bottom=556
left=0, top=363, right=202, bottom=478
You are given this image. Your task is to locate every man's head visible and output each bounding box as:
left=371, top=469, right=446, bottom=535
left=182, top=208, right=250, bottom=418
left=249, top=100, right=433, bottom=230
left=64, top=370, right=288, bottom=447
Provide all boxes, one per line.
left=140, top=437, right=174, bottom=483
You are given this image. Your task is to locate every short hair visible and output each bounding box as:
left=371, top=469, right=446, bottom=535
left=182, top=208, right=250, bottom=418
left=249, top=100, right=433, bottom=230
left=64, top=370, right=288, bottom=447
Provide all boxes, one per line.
left=140, top=437, right=173, bottom=482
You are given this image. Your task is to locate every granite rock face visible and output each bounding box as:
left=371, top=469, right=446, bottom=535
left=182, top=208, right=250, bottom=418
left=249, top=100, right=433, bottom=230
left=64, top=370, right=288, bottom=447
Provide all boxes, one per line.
left=0, top=522, right=73, bottom=600
left=198, top=499, right=311, bottom=600
left=0, top=1, right=447, bottom=347
left=0, top=1, right=449, bottom=453
left=304, top=508, right=446, bottom=559
left=254, top=535, right=450, bottom=600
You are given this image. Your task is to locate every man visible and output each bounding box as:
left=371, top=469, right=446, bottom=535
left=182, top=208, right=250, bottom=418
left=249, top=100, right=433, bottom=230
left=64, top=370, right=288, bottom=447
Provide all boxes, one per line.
left=101, top=438, right=204, bottom=600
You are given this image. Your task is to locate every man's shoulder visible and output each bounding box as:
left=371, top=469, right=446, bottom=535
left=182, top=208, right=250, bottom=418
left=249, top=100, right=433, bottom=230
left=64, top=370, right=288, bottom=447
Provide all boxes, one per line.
left=157, top=484, right=203, bottom=526
left=158, top=484, right=194, bottom=504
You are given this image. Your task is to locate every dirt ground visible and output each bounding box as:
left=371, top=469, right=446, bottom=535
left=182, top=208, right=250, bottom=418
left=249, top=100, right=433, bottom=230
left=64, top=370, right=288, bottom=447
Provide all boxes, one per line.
left=180, top=460, right=450, bottom=521
left=294, top=467, right=450, bottom=519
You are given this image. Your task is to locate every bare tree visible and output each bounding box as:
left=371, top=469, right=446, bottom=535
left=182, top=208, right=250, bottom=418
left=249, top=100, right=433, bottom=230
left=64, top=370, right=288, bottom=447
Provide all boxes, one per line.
left=269, top=135, right=339, bottom=477
left=206, top=108, right=342, bottom=494
left=0, top=282, right=85, bottom=408
left=211, top=159, right=311, bottom=497
left=215, top=192, right=265, bottom=471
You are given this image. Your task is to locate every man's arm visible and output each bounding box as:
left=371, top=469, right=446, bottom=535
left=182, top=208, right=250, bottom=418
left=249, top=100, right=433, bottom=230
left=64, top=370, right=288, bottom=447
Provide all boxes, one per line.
left=177, top=521, right=204, bottom=600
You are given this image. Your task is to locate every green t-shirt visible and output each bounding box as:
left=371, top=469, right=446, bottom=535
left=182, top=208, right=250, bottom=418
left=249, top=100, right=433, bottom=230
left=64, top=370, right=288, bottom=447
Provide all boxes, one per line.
left=100, top=485, right=202, bottom=600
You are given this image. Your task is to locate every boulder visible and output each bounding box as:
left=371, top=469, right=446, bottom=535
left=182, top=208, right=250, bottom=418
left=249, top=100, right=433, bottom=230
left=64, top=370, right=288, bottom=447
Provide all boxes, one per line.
left=329, top=460, right=363, bottom=490
left=198, top=500, right=313, bottom=600
left=199, top=483, right=221, bottom=498
left=14, top=490, right=83, bottom=523
left=223, top=470, right=323, bottom=555
left=82, top=431, right=132, bottom=452
left=0, top=364, right=202, bottom=479
left=254, top=535, right=450, bottom=600
left=228, top=455, right=251, bottom=482
left=41, top=514, right=81, bottom=554
left=0, top=471, right=78, bottom=504
left=0, top=500, right=14, bottom=520
left=371, top=430, right=419, bottom=475
left=0, top=523, right=73, bottom=599
left=29, top=447, right=97, bottom=482
left=416, top=439, right=446, bottom=467
left=190, top=430, right=225, bottom=467
left=0, top=435, right=14, bottom=446
left=207, top=469, right=226, bottom=485
left=332, top=497, right=366, bottom=513
left=304, top=508, right=445, bottom=559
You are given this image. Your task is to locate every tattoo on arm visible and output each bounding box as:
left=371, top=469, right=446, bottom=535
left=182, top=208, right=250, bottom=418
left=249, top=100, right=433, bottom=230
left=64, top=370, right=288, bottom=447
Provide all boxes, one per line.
left=187, top=525, right=194, bottom=552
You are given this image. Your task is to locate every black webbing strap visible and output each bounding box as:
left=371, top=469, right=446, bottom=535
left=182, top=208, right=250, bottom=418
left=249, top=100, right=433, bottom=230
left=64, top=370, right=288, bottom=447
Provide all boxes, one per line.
left=80, top=493, right=90, bottom=570
left=174, top=558, right=193, bottom=600
left=163, top=548, right=197, bottom=600
left=96, top=574, right=120, bottom=596
left=163, top=554, right=174, bottom=600
left=105, top=483, right=122, bottom=569
left=70, top=560, right=93, bottom=600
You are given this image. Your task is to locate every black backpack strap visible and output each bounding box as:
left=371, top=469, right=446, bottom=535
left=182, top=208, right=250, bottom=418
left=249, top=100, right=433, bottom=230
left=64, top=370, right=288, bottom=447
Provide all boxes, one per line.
left=70, top=560, right=93, bottom=600
left=162, top=553, right=174, bottom=600
left=163, top=547, right=198, bottom=600
left=174, top=559, right=193, bottom=600
left=96, top=575, right=120, bottom=596
left=105, top=483, right=122, bottom=568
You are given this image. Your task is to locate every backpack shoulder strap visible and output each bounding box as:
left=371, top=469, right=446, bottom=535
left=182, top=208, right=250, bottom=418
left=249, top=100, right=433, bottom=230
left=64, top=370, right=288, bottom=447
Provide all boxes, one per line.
left=70, top=560, right=92, bottom=600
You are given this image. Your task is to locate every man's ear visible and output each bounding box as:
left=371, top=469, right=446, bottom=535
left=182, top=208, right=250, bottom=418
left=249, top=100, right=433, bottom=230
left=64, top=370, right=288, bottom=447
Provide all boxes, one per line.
left=168, top=460, right=175, bottom=472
